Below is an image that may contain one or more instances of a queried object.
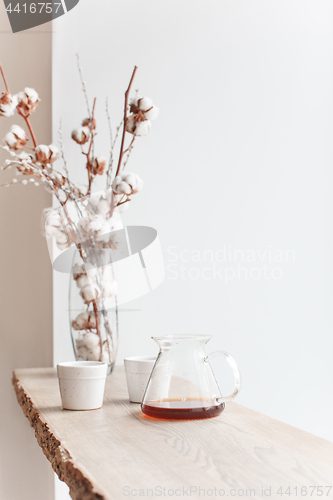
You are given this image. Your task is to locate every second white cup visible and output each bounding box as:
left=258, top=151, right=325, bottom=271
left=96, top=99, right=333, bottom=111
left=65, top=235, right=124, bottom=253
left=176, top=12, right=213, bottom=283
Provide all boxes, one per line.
left=124, top=356, right=156, bottom=403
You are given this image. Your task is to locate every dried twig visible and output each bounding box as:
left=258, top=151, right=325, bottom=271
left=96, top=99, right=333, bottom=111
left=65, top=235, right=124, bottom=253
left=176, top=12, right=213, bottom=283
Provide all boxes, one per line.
left=76, top=53, right=91, bottom=119
left=58, top=119, right=69, bottom=180
left=0, top=65, right=10, bottom=93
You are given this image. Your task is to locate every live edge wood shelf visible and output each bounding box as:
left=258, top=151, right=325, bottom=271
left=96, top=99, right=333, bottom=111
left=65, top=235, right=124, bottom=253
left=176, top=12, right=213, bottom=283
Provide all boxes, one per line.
left=13, top=368, right=333, bottom=500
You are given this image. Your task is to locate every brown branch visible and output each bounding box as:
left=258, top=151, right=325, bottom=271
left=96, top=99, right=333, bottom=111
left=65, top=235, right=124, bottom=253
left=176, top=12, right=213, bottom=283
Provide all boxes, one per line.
left=0, top=65, right=10, bottom=93
left=92, top=299, right=102, bottom=361
left=0, top=64, right=38, bottom=148
left=117, top=197, right=131, bottom=207
left=123, top=136, right=135, bottom=155
left=17, top=107, right=38, bottom=148
left=116, top=66, right=138, bottom=177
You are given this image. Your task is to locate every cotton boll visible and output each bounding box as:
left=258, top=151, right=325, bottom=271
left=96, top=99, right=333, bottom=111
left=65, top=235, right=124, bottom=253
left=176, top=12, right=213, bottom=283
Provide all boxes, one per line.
left=72, top=312, right=89, bottom=330
left=134, top=120, right=152, bottom=136
left=80, top=332, right=100, bottom=350
left=76, top=344, right=90, bottom=361
left=71, top=126, right=90, bottom=145
left=24, top=87, right=39, bottom=103
left=5, top=132, right=17, bottom=148
left=112, top=176, right=132, bottom=195
left=17, top=88, right=40, bottom=115
left=138, top=97, right=153, bottom=110
left=73, top=264, right=86, bottom=280
left=126, top=116, right=136, bottom=135
left=49, top=144, right=59, bottom=159
left=80, top=283, right=99, bottom=303
left=130, top=95, right=140, bottom=107
left=11, top=125, right=27, bottom=140
left=92, top=156, right=106, bottom=176
left=5, top=125, right=28, bottom=151
left=145, top=106, right=159, bottom=121
left=0, top=93, right=18, bottom=117
left=76, top=333, right=101, bottom=360
left=55, top=231, right=68, bottom=245
left=76, top=274, right=90, bottom=289
left=123, top=173, right=137, bottom=191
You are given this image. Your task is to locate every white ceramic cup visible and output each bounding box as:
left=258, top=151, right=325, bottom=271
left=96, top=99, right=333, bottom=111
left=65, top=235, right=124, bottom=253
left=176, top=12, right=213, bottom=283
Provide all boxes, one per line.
left=57, top=361, right=108, bottom=410
left=124, top=356, right=156, bottom=403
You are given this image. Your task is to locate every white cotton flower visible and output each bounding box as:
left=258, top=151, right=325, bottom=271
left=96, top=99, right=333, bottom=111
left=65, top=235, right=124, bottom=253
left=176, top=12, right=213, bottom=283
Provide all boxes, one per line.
left=126, top=117, right=152, bottom=136
left=71, top=126, right=90, bottom=145
left=23, top=87, right=39, bottom=103
left=135, top=120, right=152, bottom=136
left=0, top=93, right=18, bottom=117
left=127, top=95, right=158, bottom=136
left=35, top=144, right=58, bottom=165
left=78, top=214, right=106, bottom=235
left=72, top=312, right=89, bottom=330
left=76, top=274, right=90, bottom=289
left=76, top=333, right=100, bottom=360
left=4, top=125, right=28, bottom=151
left=49, top=144, right=59, bottom=158
left=145, top=106, right=159, bottom=121
left=55, top=231, right=69, bottom=245
left=112, top=178, right=132, bottom=195
left=16, top=88, right=40, bottom=115
left=4, top=132, right=16, bottom=148
left=80, top=283, right=99, bottom=303
left=73, top=264, right=86, bottom=280
left=11, top=125, right=27, bottom=140
left=138, top=96, right=153, bottom=110
left=112, top=172, right=143, bottom=196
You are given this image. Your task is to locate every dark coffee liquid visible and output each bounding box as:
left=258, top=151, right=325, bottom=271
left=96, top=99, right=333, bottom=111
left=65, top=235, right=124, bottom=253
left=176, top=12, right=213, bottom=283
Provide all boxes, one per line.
left=141, top=399, right=225, bottom=420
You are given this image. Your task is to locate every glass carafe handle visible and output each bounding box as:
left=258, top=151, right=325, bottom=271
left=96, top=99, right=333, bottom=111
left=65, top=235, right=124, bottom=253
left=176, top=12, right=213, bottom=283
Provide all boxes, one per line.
left=205, top=351, right=242, bottom=403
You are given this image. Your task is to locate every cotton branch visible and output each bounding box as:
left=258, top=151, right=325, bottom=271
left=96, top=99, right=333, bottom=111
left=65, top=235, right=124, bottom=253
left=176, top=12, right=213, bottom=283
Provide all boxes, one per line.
left=0, top=65, right=10, bottom=93
left=115, top=66, right=137, bottom=177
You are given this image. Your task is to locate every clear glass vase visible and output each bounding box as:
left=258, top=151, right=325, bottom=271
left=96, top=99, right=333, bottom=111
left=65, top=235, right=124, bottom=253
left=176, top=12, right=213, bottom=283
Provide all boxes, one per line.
left=69, top=248, right=119, bottom=374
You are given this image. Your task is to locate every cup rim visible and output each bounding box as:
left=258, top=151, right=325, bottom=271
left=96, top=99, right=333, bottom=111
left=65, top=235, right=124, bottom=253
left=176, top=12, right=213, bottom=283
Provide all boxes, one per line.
left=152, top=334, right=211, bottom=341
left=124, top=356, right=156, bottom=362
left=57, top=361, right=107, bottom=368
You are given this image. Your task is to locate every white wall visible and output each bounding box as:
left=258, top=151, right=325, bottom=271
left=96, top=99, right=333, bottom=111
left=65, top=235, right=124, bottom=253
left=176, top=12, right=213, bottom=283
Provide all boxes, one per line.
left=0, top=6, right=54, bottom=500
left=53, top=0, right=333, bottom=442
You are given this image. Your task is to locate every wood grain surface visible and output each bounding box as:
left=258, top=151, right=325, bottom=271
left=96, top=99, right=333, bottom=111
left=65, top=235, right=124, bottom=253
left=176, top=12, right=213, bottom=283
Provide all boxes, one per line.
left=13, top=368, right=333, bottom=500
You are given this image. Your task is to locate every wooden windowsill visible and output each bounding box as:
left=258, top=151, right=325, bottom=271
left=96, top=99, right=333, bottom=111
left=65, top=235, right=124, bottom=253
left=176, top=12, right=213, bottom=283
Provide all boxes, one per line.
left=13, top=367, right=333, bottom=500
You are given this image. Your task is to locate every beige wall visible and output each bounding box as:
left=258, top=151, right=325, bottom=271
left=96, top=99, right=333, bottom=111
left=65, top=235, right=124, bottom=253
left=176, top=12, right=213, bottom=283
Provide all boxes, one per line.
left=0, top=7, right=53, bottom=500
